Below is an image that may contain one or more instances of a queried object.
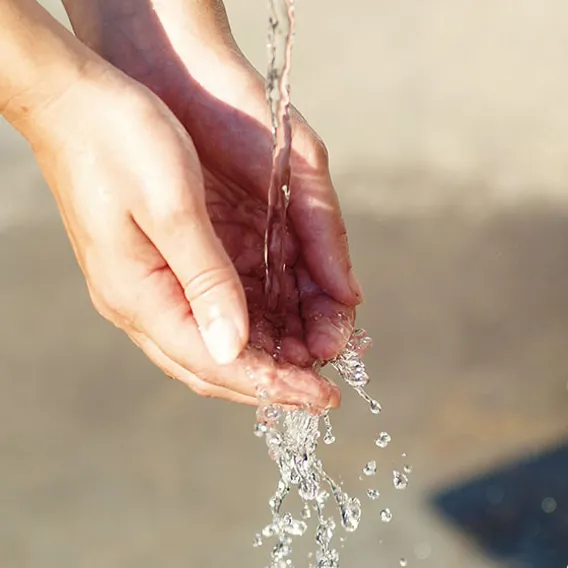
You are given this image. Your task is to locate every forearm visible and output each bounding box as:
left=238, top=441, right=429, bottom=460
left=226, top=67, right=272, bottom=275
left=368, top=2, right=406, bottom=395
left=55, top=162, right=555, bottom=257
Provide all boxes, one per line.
left=61, top=0, right=238, bottom=80
left=61, top=0, right=235, bottom=54
left=0, top=0, right=106, bottom=140
left=59, top=0, right=241, bottom=120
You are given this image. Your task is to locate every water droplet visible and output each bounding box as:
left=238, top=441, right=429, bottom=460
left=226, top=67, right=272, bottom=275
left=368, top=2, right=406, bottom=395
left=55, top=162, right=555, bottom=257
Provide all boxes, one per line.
left=266, top=430, right=283, bottom=448
left=375, top=432, right=391, bottom=448
left=269, top=494, right=283, bottom=513
left=400, top=558, right=408, bottom=567
left=286, top=519, right=308, bottom=536
left=403, top=464, right=413, bottom=474
left=256, top=388, right=269, bottom=401
left=340, top=497, right=361, bottom=532
left=253, top=330, right=382, bottom=567
left=363, top=460, right=377, bottom=476
left=366, top=489, right=380, bottom=500
left=369, top=400, right=382, bottom=414
left=253, top=533, right=263, bottom=547
left=393, top=470, right=409, bottom=490
left=257, top=403, right=280, bottom=425
left=262, top=524, right=278, bottom=538
left=380, top=508, right=393, bottom=523
left=265, top=405, right=281, bottom=421
left=316, top=489, right=330, bottom=505
left=254, top=422, right=268, bottom=437
left=273, top=541, right=292, bottom=558
left=299, top=476, right=318, bottom=501
left=315, top=518, right=336, bottom=546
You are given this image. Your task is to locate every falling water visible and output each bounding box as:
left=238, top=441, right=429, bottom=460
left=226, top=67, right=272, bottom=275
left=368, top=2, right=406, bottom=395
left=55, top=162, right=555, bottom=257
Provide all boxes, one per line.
left=254, top=331, right=383, bottom=568
left=264, top=0, right=295, bottom=313
left=256, top=1, right=411, bottom=566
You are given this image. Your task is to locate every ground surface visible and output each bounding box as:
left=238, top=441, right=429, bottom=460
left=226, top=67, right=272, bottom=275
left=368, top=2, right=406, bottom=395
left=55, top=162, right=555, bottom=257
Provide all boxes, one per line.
left=2, top=2, right=568, bottom=567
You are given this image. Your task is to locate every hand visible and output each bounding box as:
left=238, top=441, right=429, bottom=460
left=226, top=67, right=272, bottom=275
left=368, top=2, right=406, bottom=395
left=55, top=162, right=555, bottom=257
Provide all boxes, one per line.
left=30, top=68, right=343, bottom=408
left=53, top=0, right=363, bottom=408
left=61, top=0, right=362, bottom=308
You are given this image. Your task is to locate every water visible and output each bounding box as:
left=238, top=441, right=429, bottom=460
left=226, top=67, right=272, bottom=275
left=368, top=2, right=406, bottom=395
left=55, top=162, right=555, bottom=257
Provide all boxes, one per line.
left=362, top=460, right=377, bottom=477
left=375, top=432, right=391, bottom=448
left=264, top=0, right=295, bottom=313
left=380, top=509, right=393, bottom=524
left=392, top=470, right=409, bottom=491
left=254, top=332, right=388, bottom=567
left=254, top=1, right=403, bottom=565
left=366, top=489, right=380, bottom=501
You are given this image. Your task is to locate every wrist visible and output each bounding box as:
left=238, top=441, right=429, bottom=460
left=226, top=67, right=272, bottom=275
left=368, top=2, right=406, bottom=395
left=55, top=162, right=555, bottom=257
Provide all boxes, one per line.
left=61, top=0, right=242, bottom=103
left=0, top=0, right=114, bottom=143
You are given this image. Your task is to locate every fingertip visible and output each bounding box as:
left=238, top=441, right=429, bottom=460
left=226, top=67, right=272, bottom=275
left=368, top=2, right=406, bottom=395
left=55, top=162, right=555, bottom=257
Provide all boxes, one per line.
left=201, top=315, right=247, bottom=365
left=280, top=336, right=312, bottom=367
left=347, top=269, right=364, bottom=305
left=328, top=267, right=363, bottom=307
left=327, top=383, right=341, bottom=409
left=308, top=325, right=351, bottom=361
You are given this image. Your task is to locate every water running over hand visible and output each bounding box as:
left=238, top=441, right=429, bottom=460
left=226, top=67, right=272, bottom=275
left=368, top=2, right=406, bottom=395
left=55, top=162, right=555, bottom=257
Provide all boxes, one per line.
left=256, top=1, right=410, bottom=566
left=264, top=0, right=295, bottom=314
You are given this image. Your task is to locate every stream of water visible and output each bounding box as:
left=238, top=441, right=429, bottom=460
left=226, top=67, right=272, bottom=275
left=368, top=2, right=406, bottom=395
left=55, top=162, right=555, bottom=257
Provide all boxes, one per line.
left=264, top=0, right=294, bottom=314
left=255, top=2, right=410, bottom=567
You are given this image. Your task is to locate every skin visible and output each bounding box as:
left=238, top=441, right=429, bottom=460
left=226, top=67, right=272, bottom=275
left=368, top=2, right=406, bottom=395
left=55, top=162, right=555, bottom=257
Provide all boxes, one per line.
left=1, top=0, right=363, bottom=409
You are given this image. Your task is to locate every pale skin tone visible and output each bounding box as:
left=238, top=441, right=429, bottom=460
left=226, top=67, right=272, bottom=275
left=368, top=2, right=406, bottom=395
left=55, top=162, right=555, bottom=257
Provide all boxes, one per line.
left=1, top=0, right=363, bottom=409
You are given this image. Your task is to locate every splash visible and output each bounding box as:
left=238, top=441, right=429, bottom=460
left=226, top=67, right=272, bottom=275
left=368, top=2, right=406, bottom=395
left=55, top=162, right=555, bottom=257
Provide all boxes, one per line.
left=256, top=0, right=412, bottom=565
left=254, top=331, right=377, bottom=567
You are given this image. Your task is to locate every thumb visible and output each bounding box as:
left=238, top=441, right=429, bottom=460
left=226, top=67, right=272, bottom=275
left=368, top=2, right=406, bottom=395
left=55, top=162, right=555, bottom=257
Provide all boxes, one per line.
left=140, top=197, right=249, bottom=366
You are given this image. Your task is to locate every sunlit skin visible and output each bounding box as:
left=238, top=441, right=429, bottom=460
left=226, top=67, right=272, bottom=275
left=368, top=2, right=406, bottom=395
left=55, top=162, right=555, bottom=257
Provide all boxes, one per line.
left=1, top=0, right=363, bottom=408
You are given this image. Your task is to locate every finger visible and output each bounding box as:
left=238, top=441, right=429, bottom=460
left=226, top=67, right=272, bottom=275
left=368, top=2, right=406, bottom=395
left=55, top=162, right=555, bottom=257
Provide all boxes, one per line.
left=280, top=336, right=312, bottom=367
left=279, top=271, right=311, bottom=366
left=176, top=64, right=360, bottom=306
left=133, top=165, right=249, bottom=366
left=243, top=346, right=341, bottom=409
left=129, top=258, right=340, bottom=408
left=287, top=117, right=363, bottom=307
left=242, top=276, right=277, bottom=353
left=130, top=332, right=259, bottom=405
left=245, top=272, right=311, bottom=367
left=297, top=263, right=355, bottom=361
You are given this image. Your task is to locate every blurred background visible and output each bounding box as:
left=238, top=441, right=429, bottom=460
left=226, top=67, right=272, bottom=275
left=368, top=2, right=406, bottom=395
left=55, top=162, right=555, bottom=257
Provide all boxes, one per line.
left=2, top=1, right=568, bottom=566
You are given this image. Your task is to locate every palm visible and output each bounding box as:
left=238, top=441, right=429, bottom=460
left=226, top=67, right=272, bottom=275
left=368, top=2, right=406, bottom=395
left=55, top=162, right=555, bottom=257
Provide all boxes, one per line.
left=70, top=15, right=359, bottom=359
left=55, top=1, right=361, bottom=407
left=201, top=158, right=351, bottom=368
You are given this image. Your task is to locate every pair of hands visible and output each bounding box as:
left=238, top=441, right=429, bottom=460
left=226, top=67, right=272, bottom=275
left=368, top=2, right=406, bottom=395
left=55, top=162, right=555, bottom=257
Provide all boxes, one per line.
left=30, top=0, right=362, bottom=408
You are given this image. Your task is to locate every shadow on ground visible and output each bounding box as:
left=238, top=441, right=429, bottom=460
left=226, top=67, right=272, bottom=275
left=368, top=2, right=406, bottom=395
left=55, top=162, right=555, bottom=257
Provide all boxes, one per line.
left=432, top=442, right=568, bottom=568
left=2, top=172, right=568, bottom=566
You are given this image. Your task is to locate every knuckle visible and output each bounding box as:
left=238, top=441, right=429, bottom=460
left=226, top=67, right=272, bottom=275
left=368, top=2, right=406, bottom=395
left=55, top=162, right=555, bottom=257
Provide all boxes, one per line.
left=313, top=137, right=330, bottom=167
left=144, top=180, right=205, bottom=230
left=300, top=128, right=330, bottom=170
left=152, top=197, right=202, bottom=228
left=182, top=265, right=237, bottom=304
left=190, top=380, right=216, bottom=399
left=88, top=282, right=138, bottom=330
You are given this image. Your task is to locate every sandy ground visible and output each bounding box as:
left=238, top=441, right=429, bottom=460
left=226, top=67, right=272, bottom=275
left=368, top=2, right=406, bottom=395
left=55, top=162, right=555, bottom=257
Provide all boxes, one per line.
left=2, top=2, right=568, bottom=567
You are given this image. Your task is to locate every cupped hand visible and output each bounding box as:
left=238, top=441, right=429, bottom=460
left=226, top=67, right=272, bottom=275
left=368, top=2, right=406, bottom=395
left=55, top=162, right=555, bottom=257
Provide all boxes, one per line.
left=31, top=70, right=348, bottom=408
